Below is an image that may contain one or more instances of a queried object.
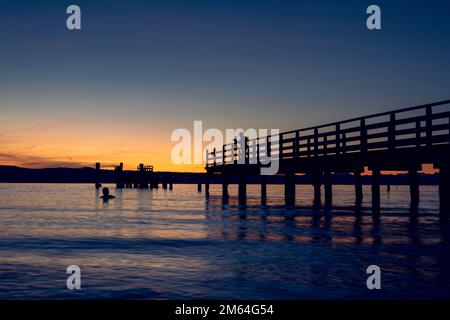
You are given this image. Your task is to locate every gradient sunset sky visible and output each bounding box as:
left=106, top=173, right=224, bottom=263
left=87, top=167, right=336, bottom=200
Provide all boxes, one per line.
left=1, top=0, right=449, bottom=172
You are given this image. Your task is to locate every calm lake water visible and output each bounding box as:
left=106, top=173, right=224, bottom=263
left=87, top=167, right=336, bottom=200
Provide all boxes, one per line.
left=0, top=183, right=449, bottom=299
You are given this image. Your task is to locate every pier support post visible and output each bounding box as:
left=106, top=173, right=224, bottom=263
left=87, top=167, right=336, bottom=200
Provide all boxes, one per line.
left=261, top=175, right=267, bottom=206
left=205, top=176, right=210, bottom=195
left=169, top=183, right=173, bottom=191
left=324, top=170, right=333, bottom=209
left=312, top=170, right=322, bottom=209
left=162, top=181, right=168, bottom=190
left=354, top=169, right=363, bottom=207
left=95, top=162, right=101, bottom=189
left=238, top=175, right=246, bottom=206
left=115, top=162, right=124, bottom=189
left=409, top=168, right=420, bottom=212
left=439, top=166, right=450, bottom=216
left=197, top=183, right=202, bottom=192
left=285, top=172, right=296, bottom=208
left=150, top=177, right=158, bottom=189
left=222, top=174, right=229, bottom=198
left=371, top=168, right=381, bottom=212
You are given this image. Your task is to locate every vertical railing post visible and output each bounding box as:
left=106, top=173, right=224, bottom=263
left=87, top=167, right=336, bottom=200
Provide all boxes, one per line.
left=267, top=136, right=271, bottom=158
left=314, top=128, right=319, bottom=157
left=279, top=134, right=284, bottom=160
left=222, top=144, right=226, bottom=165
left=426, top=105, right=432, bottom=147
left=416, top=120, right=421, bottom=148
left=323, top=135, right=328, bottom=156
left=342, top=132, right=347, bottom=154
left=307, top=138, right=311, bottom=158
left=448, top=114, right=450, bottom=144
left=234, top=138, right=238, bottom=164
left=213, top=147, right=216, bottom=166
left=360, top=119, right=367, bottom=153
left=389, top=112, right=396, bottom=150
left=245, top=137, right=249, bottom=164
left=205, top=149, right=209, bottom=167
left=336, top=124, right=341, bottom=156
left=256, top=139, right=260, bottom=164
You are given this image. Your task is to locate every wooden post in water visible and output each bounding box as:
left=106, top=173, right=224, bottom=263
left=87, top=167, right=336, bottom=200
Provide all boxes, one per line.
left=324, top=170, right=332, bottom=209
left=115, top=162, right=124, bottom=189
left=169, top=183, right=173, bottom=191
left=312, top=170, right=322, bottom=209
left=261, top=175, right=267, bottom=206
left=222, top=174, right=229, bottom=198
left=354, top=169, right=363, bottom=207
left=238, top=175, right=246, bottom=206
left=205, top=175, right=210, bottom=195
left=197, top=183, right=202, bottom=192
left=284, top=172, right=296, bottom=208
left=95, top=162, right=101, bottom=189
left=371, top=168, right=381, bottom=212
left=409, top=167, right=420, bottom=212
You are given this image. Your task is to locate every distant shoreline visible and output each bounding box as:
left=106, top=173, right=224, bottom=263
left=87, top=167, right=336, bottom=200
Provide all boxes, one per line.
left=0, top=165, right=439, bottom=185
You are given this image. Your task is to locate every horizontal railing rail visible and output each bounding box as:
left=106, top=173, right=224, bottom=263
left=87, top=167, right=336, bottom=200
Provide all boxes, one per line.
left=206, top=100, right=450, bottom=167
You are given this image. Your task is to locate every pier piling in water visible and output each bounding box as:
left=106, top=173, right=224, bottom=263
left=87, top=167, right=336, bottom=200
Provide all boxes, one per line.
left=324, top=170, right=332, bottom=209
left=222, top=174, right=229, bottom=198
left=115, top=162, right=124, bottom=189
left=284, top=172, right=296, bottom=208
left=95, top=162, right=101, bottom=189
left=312, top=170, right=322, bottom=209
left=238, top=175, right=246, bottom=206
left=261, top=175, right=267, bottom=206
left=354, top=169, right=363, bottom=208
left=205, top=176, right=210, bottom=195
left=409, top=167, right=420, bottom=212
left=371, top=168, right=381, bottom=212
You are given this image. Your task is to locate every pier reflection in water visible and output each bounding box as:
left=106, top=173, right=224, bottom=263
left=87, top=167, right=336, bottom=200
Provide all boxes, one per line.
left=0, top=183, right=449, bottom=299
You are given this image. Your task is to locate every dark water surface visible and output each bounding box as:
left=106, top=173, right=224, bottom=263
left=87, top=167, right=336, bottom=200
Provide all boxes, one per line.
left=0, top=183, right=449, bottom=299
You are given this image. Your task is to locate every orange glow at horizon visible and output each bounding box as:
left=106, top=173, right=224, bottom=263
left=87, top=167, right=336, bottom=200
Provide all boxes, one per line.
left=0, top=119, right=206, bottom=172
left=0, top=119, right=440, bottom=174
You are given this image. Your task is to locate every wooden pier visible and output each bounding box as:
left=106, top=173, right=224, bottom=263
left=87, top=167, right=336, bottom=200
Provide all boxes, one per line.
left=95, top=162, right=159, bottom=189
left=205, top=100, right=450, bottom=215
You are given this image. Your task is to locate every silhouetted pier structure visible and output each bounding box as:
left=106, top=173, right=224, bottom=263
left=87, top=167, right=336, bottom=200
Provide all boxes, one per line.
left=95, top=162, right=160, bottom=189
left=206, top=100, right=450, bottom=215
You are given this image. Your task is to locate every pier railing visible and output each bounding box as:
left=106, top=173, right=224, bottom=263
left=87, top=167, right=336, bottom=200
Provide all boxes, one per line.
left=206, top=100, right=450, bottom=167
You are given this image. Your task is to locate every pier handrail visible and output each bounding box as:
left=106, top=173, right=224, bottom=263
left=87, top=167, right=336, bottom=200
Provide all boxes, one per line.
left=206, top=100, right=450, bottom=167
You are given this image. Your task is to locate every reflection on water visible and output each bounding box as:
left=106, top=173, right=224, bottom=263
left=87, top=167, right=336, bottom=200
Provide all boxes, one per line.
left=0, top=183, right=449, bottom=299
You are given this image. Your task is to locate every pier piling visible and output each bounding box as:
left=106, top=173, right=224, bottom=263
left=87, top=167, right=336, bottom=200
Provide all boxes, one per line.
left=354, top=169, right=363, bottom=207
left=409, top=167, right=420, bottom=212
left=284, top=172, right=296, bottom=208
left=238, top=175, right=246, bottom=206
left=95, top=162, right=101, bottom=189
left=371, top=168, right=381, bottom=212
left=324, top=170, right=332, bottom=209
left=261, top=175, right=267, bottom=206
left=115, top=162, right=124, bottom=189
left=222, top=174, right=229, bottom=198
left=312, top=170, right=322, bottom=209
